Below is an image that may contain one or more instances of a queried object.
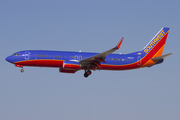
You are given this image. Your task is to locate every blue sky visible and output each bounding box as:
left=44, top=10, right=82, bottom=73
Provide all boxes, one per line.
left=0, top=0, right=179, bottom=120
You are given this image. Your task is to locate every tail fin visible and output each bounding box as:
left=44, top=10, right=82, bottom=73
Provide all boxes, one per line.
left=143, top=27, right=170, bottom=57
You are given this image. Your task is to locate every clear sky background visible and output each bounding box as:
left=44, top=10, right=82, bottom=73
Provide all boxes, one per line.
left=0, top=0, right=179, bottom=120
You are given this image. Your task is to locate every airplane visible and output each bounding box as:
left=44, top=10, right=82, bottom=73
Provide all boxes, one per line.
left=6, top=27, right=173, bottom=78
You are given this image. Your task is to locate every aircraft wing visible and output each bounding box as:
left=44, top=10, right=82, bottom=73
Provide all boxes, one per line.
left=80, top=38, right=123, bottom=67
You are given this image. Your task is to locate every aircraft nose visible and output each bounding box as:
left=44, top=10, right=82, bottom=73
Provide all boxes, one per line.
left=5, top=56, right=13, bottom=63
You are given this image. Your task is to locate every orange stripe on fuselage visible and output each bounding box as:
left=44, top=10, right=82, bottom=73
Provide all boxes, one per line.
left=140, top=31, right=168, bottom=67
left=14, top=31, right=169, bottom=70
left=99, top=31, right=169, bottom=70
left=141, top=44, right=165, bottom=67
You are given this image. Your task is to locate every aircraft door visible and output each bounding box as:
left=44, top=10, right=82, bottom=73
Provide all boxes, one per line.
left=79, top=56, right=82, bottom=60
left=137, top=56, right=141, bottom=66
left=25, top=51, right=31, bottom=60
left=74, top=55, right=78, bottom=60
left=74, top=55, right=83, bottom=61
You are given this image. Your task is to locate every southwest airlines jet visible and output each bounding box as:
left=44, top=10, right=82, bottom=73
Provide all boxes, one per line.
left=6, top=27, right=173, bottom=77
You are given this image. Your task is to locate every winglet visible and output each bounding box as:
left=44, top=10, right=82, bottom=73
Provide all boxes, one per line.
left=114, top=37, right=124, bottom=49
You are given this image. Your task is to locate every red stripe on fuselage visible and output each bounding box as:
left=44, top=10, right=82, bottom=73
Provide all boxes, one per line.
left=14, top=31, right=168, bottom=70
left=99, top=31, right=169, bottom=70
left=141, top=31, right=168, bottom=66
left=15, top=59, right=64, bottom=68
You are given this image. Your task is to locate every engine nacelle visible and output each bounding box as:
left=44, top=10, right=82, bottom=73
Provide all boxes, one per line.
left=154, top=59, right=164, bottom=65
left=63, top=60, right=80, bottom=70
left=59, top=61, right=81, bottom=73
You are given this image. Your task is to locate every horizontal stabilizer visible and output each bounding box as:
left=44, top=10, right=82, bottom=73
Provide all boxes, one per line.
left=151, top=53, right=173, bottom=61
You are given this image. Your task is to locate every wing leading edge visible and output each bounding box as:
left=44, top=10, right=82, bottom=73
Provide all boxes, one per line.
left=80, top=37, right=124, bottom=67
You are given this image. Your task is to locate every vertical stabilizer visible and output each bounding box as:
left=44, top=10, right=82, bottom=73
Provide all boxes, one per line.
left=143, top=27, right=169, bottom=57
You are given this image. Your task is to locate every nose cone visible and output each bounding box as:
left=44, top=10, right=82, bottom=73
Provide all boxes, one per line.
left=6, top=56, right=13, bottom=63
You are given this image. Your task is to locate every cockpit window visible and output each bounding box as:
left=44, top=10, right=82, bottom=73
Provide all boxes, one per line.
left=13, top=53, right=20, bottom=56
